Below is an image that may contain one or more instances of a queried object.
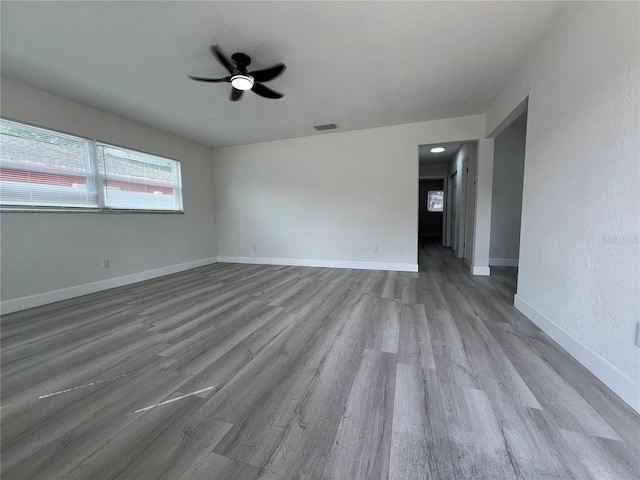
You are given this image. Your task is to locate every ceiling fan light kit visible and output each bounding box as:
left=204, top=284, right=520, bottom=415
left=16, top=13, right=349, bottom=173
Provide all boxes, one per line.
left=231, top=75, right=254, bottom=91
left=189, top=45, right=286, bottom=101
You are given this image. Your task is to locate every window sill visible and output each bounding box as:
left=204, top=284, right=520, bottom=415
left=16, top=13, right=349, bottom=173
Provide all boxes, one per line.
left=0, top=208, right=185, bottom=214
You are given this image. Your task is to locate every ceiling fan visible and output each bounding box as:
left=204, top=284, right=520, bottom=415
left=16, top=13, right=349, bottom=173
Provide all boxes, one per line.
left=189, top=45, right=286, bottom=101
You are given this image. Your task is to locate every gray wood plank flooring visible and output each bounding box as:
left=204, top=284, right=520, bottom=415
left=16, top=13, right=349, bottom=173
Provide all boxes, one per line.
left=2, top=239, right=639, bottom=479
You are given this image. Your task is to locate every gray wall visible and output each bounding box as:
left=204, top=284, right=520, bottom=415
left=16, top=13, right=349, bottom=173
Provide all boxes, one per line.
left=419, top=162, right=448, bottom=177
left=489, top=112, right=526, bottom=265
left=1, top=78, right=218, bottom=304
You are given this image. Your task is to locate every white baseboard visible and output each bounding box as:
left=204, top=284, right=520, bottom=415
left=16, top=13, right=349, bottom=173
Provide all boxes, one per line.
left=1, top=257, right=219, bottom=315
left=472, top=265, right=491, bottom=276
left=218, top=256, right=418, bottom=272
left=514, top=294, right=640, bottom=414
left=489, top=257, right=519, bottom=267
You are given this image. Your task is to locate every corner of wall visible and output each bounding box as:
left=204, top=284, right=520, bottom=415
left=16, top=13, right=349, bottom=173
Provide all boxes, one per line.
left=514, top=294, right=640, bottom=414
left=489, top=258, right=519, bottom=267
left=471, top=265, right=491, bottom=276
left=210, top=146, right=220, bottom=259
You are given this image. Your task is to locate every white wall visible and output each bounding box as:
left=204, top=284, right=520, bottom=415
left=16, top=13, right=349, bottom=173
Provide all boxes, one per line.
left=489, top=112, right=526, bottom=266
left=1, top=78, right=218, bottom=312
left=486, top=2, right=640, bottom=411
left=419, top=162, right=448, bottom=177
left=212, top=115, right=493, bottom=272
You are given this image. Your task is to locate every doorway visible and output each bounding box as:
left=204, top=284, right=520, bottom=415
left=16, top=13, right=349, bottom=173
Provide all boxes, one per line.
left=489, top=110, right=527, bottom=269
left=417, top=141, right=462, bottom=266
left=418, top=140, right=478, bottom=268
left=419, top=178, right=445, bottom=246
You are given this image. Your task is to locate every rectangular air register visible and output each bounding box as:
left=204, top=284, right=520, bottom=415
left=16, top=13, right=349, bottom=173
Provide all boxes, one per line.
left=314, top=123, right=338, bottom=131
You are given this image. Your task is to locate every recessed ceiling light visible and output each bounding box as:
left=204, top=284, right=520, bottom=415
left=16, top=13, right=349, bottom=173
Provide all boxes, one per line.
left=430, top=147, right=445, bottom=153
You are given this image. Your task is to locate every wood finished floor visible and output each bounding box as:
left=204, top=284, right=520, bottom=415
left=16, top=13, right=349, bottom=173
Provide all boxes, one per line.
left=2, top=242, right=639, bottom=480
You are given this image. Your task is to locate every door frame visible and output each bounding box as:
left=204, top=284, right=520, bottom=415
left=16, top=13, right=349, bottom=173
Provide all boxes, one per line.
left=458, top=157, right=469, bottom=259
left=446, top=172, right=455, bottom=248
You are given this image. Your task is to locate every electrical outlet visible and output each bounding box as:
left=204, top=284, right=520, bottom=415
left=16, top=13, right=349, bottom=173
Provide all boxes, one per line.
left=373, top=246, right=378, bottom=254
left=102, top=258, right=110, bottom=268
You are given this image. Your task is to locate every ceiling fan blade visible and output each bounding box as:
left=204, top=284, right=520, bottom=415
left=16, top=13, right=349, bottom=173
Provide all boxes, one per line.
left=211, top=45, right=235, bottom=73
left=188, top=75, right=231, bottom=83
left=249, top=63, right=286, bottom=83
left=252, top=82, right=284, bottom=99
left=230, top=87, right=244, bottom=101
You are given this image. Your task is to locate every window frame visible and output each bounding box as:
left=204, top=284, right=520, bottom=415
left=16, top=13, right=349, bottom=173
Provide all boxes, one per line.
left=0, top=117, right=184, bottom=214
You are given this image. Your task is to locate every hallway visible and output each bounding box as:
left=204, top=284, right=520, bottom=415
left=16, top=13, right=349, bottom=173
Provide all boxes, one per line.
left=1, top=246, right=639, bottom=479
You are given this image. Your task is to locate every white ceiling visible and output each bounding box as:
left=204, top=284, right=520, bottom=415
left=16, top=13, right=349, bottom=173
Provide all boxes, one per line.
left=0, top=1, right=562, bottom=148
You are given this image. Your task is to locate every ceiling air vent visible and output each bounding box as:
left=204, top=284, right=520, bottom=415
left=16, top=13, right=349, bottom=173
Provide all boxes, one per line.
left=314, top=123, right=338, bottom=131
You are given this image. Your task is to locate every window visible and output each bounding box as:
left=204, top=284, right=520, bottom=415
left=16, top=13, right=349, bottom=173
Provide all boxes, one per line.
left=0, top=119, right=98, bottom=209
left=0, top=118, right=183, bottom=212
left=427, top=190, right=444, bottom=212
left=96, top=143, right=182, bottom=211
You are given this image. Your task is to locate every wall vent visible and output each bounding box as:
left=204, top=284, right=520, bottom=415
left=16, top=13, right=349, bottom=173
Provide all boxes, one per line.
left=314, top=123, right=338, bottom=131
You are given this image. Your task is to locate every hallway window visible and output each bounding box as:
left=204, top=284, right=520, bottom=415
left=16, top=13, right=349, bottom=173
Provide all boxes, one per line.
left=427, top=190, right=444, bottom=212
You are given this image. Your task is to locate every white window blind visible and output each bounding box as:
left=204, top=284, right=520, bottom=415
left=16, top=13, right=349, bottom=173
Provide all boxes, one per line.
left=0, top=119, right=98, bottom=209
left=0, top=118, right=183, bottom=212
left=96, top=143, right=182, bottom=211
